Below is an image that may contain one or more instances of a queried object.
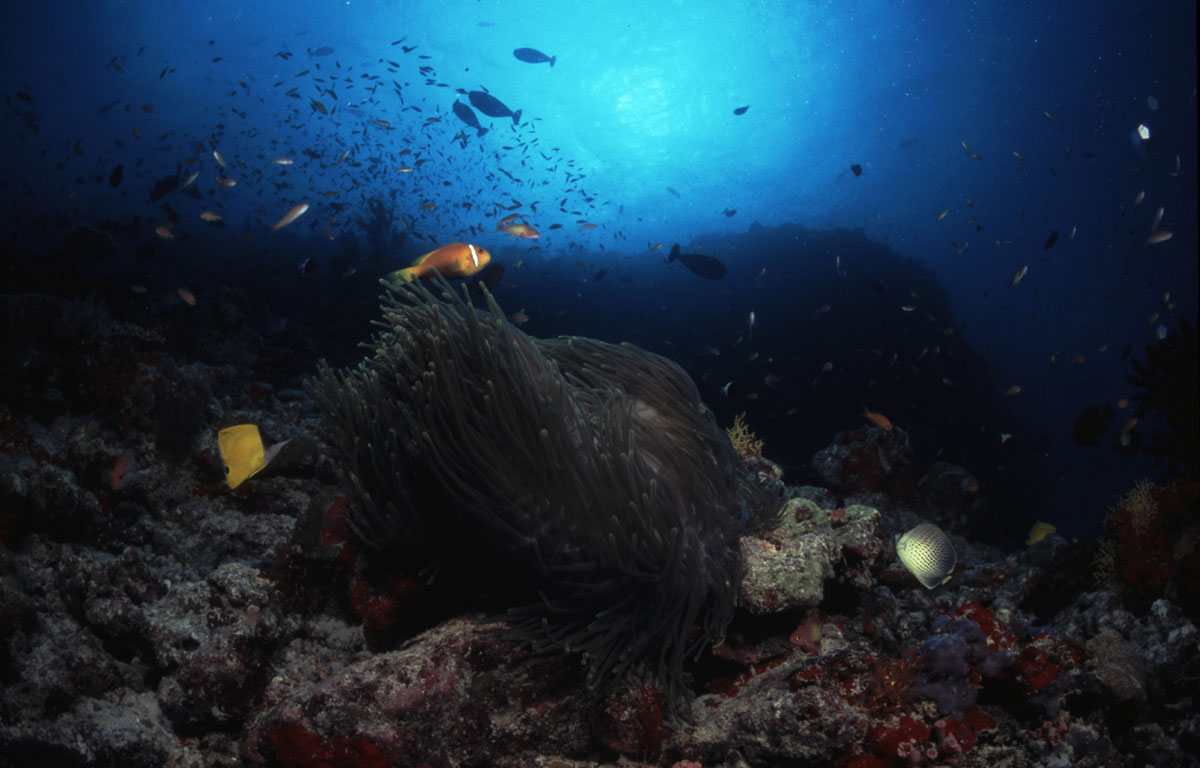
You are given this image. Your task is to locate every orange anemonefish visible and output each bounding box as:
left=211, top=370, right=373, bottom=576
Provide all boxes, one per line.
left=386, top=242, right=492, bottom=284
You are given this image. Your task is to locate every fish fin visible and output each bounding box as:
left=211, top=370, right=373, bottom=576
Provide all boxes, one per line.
left=478, top=127, right=488, bottom=137
left=549, top=56, right=556, bottom=67
left=512, top=110, right=522, bottom=125
left=668, top=244, right=680, bottom=262
left=263, top=439, right=290, bottom=468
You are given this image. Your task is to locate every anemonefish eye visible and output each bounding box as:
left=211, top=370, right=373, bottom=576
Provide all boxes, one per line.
left=468, top=244, right=479, bottom=267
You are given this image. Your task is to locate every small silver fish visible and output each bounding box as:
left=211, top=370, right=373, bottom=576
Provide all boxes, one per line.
left=896, top=522, right=956, bottom=589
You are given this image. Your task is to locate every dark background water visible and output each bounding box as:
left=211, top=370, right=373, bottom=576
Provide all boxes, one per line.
left=2, top=0, right=1196, bottom=541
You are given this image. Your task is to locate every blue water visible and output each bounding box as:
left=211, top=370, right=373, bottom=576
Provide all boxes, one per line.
left=3, top=0, right=1196, bottom=541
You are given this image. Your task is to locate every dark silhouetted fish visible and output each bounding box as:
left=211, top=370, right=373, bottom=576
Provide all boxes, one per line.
left=733, top=105, right=749, bottom=115
left=1028, top=435, right=1052, bottom=453
left=666, top=187, right=681, bottom=197
left=452, top=101, right=487, bottom=136
left=468, top=90, right=521, bottom=124
left=1073, top=404, right=1113, bottom=446
left=148, top=173, right=180, bottom=203
left=667, top=243, right=727, bottom=280
left=513, top=47, right=555, bottom=67
left=1044, top=229, right=1059, bottom=250
left=308, top=46, right=334, bottom=57
left=851, top=163, right=862, bottom=177
left=109, top=164, right=123, bottom=188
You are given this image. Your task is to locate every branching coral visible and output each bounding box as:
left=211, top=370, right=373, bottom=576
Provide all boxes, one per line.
left=1114, top=477, right=1158, bottom=534
left=309, top=277, right=779, bottom=704
left=726, top=412, right=764, bottom=458
left=1091, top=538, right=1117, bottom=587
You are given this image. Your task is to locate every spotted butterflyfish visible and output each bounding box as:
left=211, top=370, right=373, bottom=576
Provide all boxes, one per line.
left=896, top=522, right=956, bottom=589
left=386, top=242, right=492, bottom=284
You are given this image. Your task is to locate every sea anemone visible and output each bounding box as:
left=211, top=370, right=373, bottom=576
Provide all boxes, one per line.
left=309, top=277, right=779, bottom=703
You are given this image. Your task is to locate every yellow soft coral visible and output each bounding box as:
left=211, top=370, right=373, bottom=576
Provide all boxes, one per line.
left=726, top=412, right=764, bottom=458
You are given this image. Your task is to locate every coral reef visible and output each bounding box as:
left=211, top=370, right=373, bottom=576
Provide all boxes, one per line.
left=2, top=286, right=1199, bottom=768
left=810, top=424, right=915, bottom=503
left=1097, top=477, right=1200, bottom=618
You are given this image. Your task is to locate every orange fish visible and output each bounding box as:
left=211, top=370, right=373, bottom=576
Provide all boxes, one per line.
left=216, top=176, right=237, bottom=188
left=862, top=406, right=893, bottom=431
left=386, top=242, right=492, bottom=284
left=108, top=449, right=137, bottom=491
left=1003, top=385, right=1022, bottom=396
left=510, top=309, right=530, bottom=324
left=501, top=223, right=539, bottom=239
left=497, top=213, right=523, bottom=228
left=178, top=288, right=197, bottom=306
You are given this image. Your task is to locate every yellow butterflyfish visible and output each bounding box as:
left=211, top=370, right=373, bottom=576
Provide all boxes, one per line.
left=217, top=424, right=288, bottom=489
left=1026, top=521, right=1057, bottom=546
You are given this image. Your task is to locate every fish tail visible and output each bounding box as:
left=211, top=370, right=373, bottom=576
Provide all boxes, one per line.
left=667, top=244, right=680, bottom=263
left=549, top=56, right=556, bottom=68
left=386, top=267, right=416, bottom=285
left=478, top=127, right=488, bottom=137
left=512, top=110, right=522, bottom=125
